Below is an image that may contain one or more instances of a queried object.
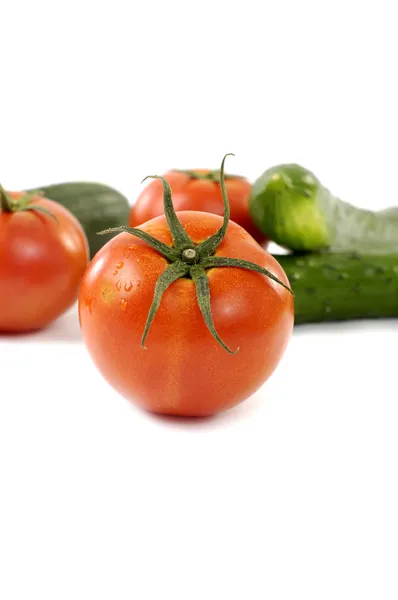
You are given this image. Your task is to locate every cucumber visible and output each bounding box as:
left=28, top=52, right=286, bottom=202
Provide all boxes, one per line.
left=250, top=164, right=398, bottom=254
left=27, top=182, right=130, bottom=258
left=275, top=252, right=398, bottom=324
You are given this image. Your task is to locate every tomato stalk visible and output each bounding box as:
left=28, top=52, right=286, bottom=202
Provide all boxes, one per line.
left=173, top=168, right=244, bottom=183
left=99, top=154, right=293, bottom=353
left=0, top=185, right=57, bottom=222
left=0, top=184, right=16, bottom=212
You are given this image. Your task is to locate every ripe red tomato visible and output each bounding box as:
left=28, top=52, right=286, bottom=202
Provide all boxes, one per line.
left=129, top=169, right=267, bottom=245
left=0, top=191, right=89, bottom=332
left=79, top=210, right=293, bottom=417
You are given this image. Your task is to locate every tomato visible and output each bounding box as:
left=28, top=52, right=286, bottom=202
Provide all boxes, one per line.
left=129, top=169, right=267, bottom=245
left=79, top=156, right=293, bottom=417
left=0, top=190, right=89, bottom=332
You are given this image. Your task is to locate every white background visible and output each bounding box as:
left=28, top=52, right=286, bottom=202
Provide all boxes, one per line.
left=1, top=1, right=398, bottom=599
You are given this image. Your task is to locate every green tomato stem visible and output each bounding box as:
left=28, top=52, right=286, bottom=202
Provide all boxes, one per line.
left=0, top=184, right=14, bottom=212
left=201, top=256, right=294, bottom=295
left=196, top=153, right=233, bottom=257
left=102, top=154, right=293, bottom=353
left=141, top=175, right=192, bottom=250
left=190, top=264, right=238, bottom=354
left=173, top=168, right=244, bottom=183
left=0, top=186, right=57, bottom=222
left=142, top=260, right=189, bottom=348
left=98, top=225, right=179, bottom=262
left=21, top=205, right=59, bottom=223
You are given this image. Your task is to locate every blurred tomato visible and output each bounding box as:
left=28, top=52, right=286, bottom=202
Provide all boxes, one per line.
left=129, top=169, right=267, bottom=245
left=0, top=190, right=89, bottom=332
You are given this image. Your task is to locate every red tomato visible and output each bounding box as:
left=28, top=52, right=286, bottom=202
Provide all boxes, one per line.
left=129, top=169, right=267, bottom=245
left=79, top=212, right=293, bottom=417
left=0, top=192, right=89, bottom=332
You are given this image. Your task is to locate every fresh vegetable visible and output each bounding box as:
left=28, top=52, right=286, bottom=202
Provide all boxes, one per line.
left=79, top=156, right=293, bottom=417
left=27, top=182, right=130, bottom=258
left=275, top=251, right=398, bottom=324
left=250, top=164, right=398, bottom=253
left=130, top=168, right=267, bottom=245
left=0, top=187, right=89, bottom=332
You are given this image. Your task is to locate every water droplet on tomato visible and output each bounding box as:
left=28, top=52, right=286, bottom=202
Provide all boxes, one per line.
left=136, top=280, right=141, bottom=287
left=85, top=297, right=93, bottom=315
left=116, top=280, right=122, bottom=291
left=120, top=298, right=128, bottom=310
left=116, top=261, right=124, bottom=270
left=124, top=281, right=133, bottom=292
left=128, top=244, right=138, bottom=251
left=113, top=269, right=118, bottom=276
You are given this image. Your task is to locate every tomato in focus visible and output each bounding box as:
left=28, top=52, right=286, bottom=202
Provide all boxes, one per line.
left=0, top=191, right=89, bottom=332
left=79, top=211, right=293, bottom=417
left=129, top=169, right=267, bottom=245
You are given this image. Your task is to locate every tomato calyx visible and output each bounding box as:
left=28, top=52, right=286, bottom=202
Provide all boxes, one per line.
left=173, top=168, right=245, bottom=184
left=99, top=154, right=293, bottom=354
left=0, top=185, right=14, bottom=212
left=181, top=248, right=197, bottom=264
left=0, top=185, right=58, bottom=222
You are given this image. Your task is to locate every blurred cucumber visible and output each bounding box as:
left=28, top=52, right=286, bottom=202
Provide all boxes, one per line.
left=27, top=182, right=130, bottom=258
left=251, top=164, right=398, bottom=254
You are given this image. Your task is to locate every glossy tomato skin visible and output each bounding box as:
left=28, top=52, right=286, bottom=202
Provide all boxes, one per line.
left=0, top=195, right=89, bottom=332
left=79, top=211, right=293, bottom=417
left=129, top=170, right=267, bottom=245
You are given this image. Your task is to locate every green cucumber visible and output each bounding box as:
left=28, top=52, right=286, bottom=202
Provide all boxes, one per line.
left=275, top=252, right=398, bottom=324
left=250, top=164, right=398, bottom=254
left=27, top=182, right=130, bottom=258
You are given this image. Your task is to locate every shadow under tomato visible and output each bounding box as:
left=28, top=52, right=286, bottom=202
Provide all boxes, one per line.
left=146, top=393, right=263, bottom=429
left=151, top=412, right=218, bottom=428
left=0, top=305, right=82, bottom=344
left=293, top=318, right=398, bottom=336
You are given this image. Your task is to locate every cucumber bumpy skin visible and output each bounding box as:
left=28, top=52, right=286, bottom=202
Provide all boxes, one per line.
left=275, top=252, right=398, bottom=324
left=250, top=164, right=398, bottom=254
